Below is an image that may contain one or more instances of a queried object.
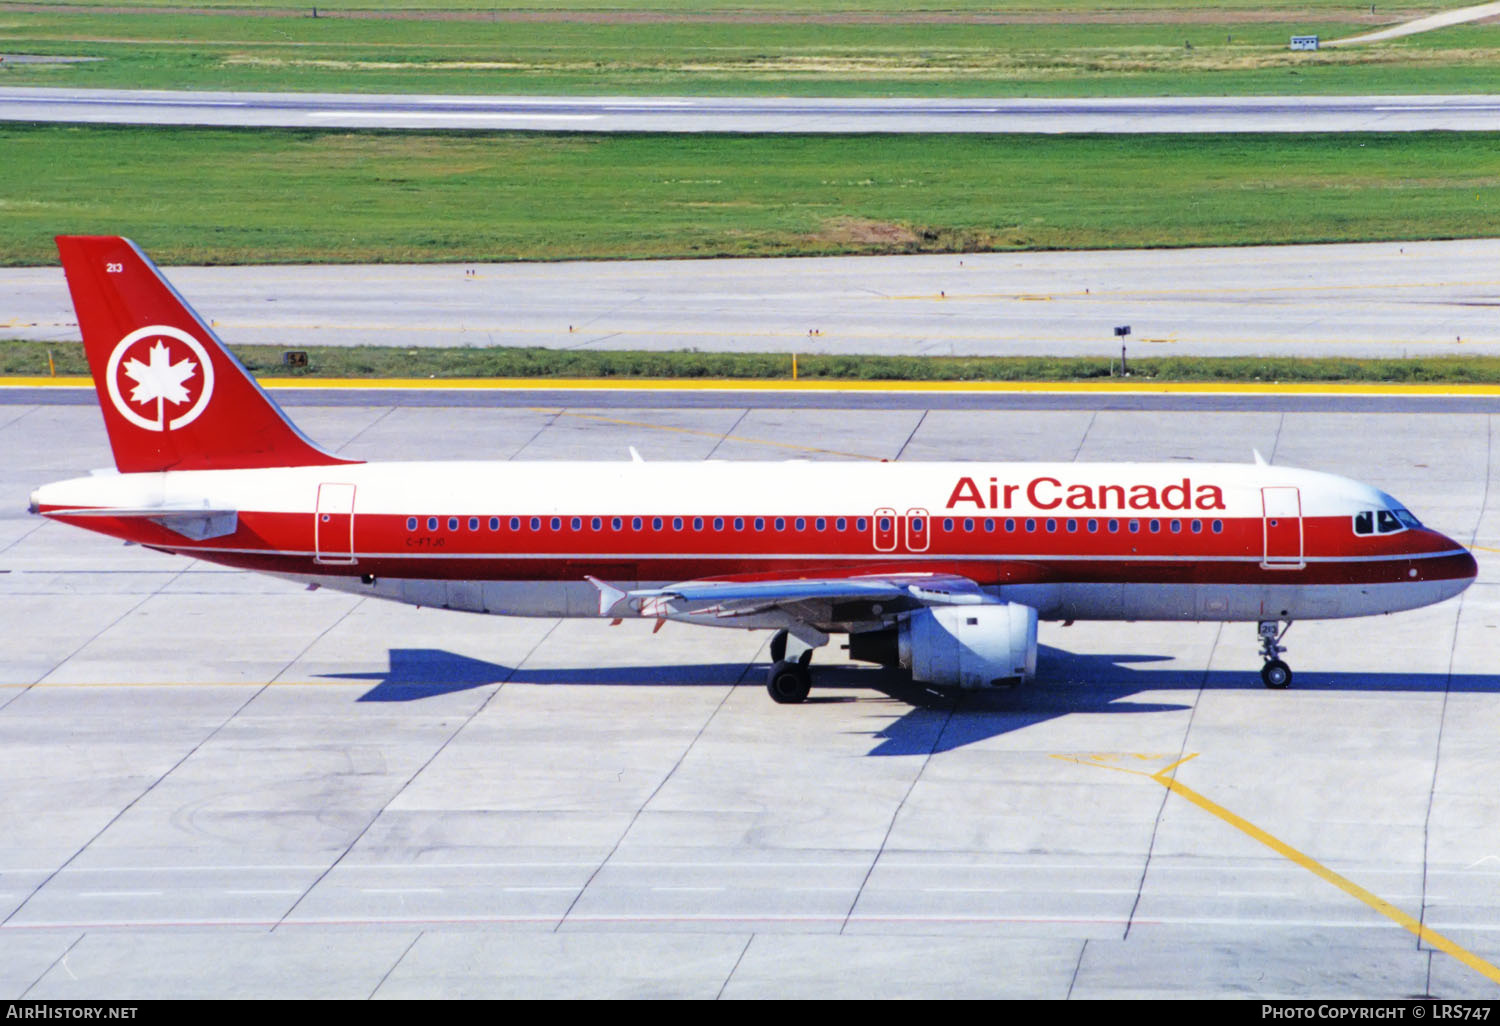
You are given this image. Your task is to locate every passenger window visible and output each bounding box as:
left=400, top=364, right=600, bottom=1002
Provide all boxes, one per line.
left=964, top=518, right=975, bottom=532
left=735, top=517, right=745, bottom=531
left=795, top=518, right=806, bottom=531
left=611, top=517, right=622, bottom=530
left=448, top=517, right=459, bottom=531
left=673, top=517, right=683, bottom=531
left=571, top=517, right=582, bottom=531
left=591, top=517, right=602, bottom=531
left=468, top=518, right=479, bottom=531
left=911, top=517, right=924, bottom=532
left=1065, top=519, right=1077, bottom=533
left=406, top=517, right=417, bottom=531
left=1128, top=520, right=1140, bottom=533
left=1086, top=519, right=1098, bottom=533
left=1005, top=519, right=1016, bottom=532
left=632, top=517, right=643, bottom=530
left=1190, top=520, right=1202, bottom=534
left=427, top=517, right=438, bottom=531
left=652, top=517, right=663, bottom=531
left=551, top=517, right=562, bottom=531
left=1045, top=519, right=1056, bottom=532
left=693, top=517, right=703, bottom=531
left=713, top=517, right=724, bottom=531
left=1212, top=520, right=1224, bottom=533
left=942, top=518, right=954, bottom=531
left=511, top=517, right=521, bottom=531
left=984, top=519, right=995, bottom=533
left=489, top=517, right=500, bottom=531
left=755, top=518, right=765, bottom=531
left=880, top=517, right=892, bottom=532
left=1148, top=519, right=1159, bottom=533
left=815, top=518, right=826, bottom=531
left=836, top=518, right=847, bottom=531
left=1169, top=520, right=1181, bottom=533
left=856, top=518, right=869, bottom=532
left=774, top=517, right=786, bottom=531
left=1107, top=519, right=1119, bottom=533
left=1025, top=519, right=1036, bottom=532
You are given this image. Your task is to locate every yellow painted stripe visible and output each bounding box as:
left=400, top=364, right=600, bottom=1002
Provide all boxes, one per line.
left=8, top=376, right=1500, bottom=397
left=1055, top=753, right=1500, bottom=987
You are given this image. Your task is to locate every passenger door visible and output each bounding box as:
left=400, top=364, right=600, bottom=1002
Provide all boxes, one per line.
left=1261, top=486, right=1303, bottom=570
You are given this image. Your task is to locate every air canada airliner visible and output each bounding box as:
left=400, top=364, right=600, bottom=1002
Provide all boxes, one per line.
left=30, top=236, right=1478, bottom=703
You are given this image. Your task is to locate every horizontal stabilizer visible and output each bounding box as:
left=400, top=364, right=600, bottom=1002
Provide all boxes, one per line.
left=46, top=506, right=239, bottom=540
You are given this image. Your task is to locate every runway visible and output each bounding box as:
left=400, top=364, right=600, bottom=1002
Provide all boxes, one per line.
left=7, top=239, right=1500, bottom=359
left=1, top=397, right=1496, bottom=998
left=4, top=87, right=1500, bottom=133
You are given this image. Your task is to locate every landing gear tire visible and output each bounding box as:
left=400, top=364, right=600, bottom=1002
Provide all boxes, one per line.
left=1261, top=659, right=1292, bottom=690
left=1257, top=620, right=1293, bottom=690
left=767, top=660, right=812, bottom=704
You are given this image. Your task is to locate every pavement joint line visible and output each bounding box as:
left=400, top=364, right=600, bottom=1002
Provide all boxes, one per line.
left=1422, top=591, right=1467, bottom=969
left=3, top=607, right=277, bottom=929
left=272, top=618, right=559, bottom=932
left=704, top=407, right=750, bottom=461
left=12, top=377, right=1500, bottom=397
left=22, top=933, right=84, bottom=999
left=717, top=934, right=756, bottom=1001
left=840, top=692, right=958, bottom=936
left=1125, top=623, right=1221, bottom=942
left=554, top=646, right=748, bottom=933
left=369, top=930, right=425, bottom=1001
left=1053, top=752, right=1500, bottom=989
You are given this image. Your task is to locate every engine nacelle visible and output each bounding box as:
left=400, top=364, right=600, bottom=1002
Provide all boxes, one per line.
left=848, top=603, right=1038, bottom=689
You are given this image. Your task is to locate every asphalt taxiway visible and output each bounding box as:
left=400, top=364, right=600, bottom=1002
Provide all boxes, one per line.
left=6, top=239, right=1500, bottom=358
left=0, top=395, right=1496, bottom=998
left=4, top=87, right=1500, bottom=133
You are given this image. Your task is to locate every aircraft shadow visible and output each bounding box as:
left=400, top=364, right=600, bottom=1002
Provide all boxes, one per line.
left=323, top=646, right=1500, bottom=756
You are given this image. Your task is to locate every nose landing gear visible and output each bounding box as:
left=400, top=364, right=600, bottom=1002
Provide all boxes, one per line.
left=1258, top=620, right=1292, bottom=689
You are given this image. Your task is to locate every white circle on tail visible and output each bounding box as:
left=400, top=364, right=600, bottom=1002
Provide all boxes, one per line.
left=105, top=325, right=215, bottom=432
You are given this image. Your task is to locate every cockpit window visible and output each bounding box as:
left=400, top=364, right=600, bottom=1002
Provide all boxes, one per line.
left=1353, top=508, right=1420, bottom=536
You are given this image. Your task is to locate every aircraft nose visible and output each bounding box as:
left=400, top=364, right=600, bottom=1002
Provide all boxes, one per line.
left=27, top=489, right=39, bottom=515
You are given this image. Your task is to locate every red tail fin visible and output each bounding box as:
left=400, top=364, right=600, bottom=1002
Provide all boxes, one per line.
left=56, top=236, right=357, bottom=473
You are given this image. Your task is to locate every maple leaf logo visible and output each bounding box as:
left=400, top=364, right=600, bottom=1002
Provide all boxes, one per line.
left=105, top=326, right=216, bottom=433
left=122, top=340, right=197, bottom=409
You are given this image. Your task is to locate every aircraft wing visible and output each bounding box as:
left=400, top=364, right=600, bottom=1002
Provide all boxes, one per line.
left=588, top=569, right=996, bottom=621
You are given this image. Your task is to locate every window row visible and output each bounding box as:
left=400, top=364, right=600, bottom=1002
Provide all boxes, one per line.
left=408, top=515, right=872, bottom=534
left=404, top=514, right=1226, bottom=536
left=936, top=516, right=1224, bottom=535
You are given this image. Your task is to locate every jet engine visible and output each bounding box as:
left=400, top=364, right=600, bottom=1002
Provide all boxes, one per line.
left=848, top=603, right=1038, bottom=689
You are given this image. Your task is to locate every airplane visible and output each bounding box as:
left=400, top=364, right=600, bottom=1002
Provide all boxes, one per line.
left=29, top=235, right=1479, bottom=703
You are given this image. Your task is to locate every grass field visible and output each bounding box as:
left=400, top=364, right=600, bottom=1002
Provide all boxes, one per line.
left=4, top=124, right=1499, bottom=265
left=2, top=5, right=1497, bottom=97
left=9, top=340, right=1500, bottom=385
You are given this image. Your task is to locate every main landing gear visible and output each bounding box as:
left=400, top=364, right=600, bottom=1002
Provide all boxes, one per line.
left=766, top=629, right=815, bottom=704
left=1258, top=620, right=1293, bottom=689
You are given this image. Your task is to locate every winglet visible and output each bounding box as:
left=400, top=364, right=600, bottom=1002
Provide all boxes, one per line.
left=584, top=575, right=629, bottom=617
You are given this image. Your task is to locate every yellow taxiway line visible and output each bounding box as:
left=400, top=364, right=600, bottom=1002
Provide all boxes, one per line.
left=8, top=376, right=1500, bottom=397
left=1056, top=752, right=1500, bottom=987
